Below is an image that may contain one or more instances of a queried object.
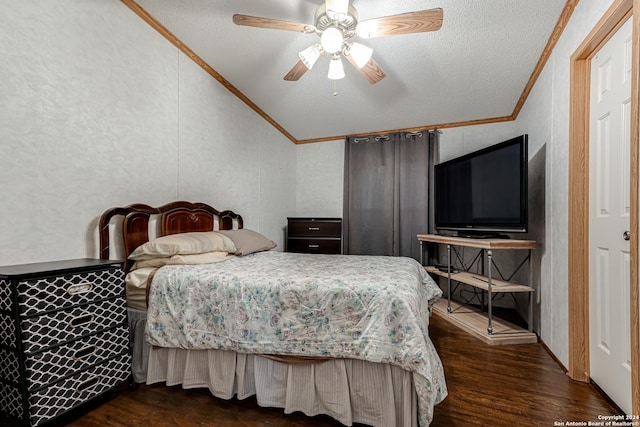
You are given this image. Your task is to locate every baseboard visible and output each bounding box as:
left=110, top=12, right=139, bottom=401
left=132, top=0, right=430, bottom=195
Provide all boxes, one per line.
left=539, top=338, right=568, bottom=373
left=539, top=338, right=625, bottom=415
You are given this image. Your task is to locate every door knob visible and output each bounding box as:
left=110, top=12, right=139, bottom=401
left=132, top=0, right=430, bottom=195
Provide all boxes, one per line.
left=623, top=231, right=631, bottom=241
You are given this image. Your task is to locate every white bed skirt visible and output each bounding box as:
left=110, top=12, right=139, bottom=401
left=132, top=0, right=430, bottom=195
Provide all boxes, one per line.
left=129, top=308, right=418, bottom=427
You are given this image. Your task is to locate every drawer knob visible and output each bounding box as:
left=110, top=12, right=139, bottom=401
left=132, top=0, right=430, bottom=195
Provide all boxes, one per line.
left=67, top=282, right=93, bottom=296
left=308, top=244, right=320, bottom=248
left=308, top=227, right=320, bottom=231
left=68, top=313, right=94, bottom=329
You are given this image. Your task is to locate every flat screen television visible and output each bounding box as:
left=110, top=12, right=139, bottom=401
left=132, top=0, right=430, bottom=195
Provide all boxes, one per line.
left=434, top=134, right=528, bottom=237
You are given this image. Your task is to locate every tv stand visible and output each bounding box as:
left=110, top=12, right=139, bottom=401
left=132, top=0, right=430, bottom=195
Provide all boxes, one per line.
left=418, top=234, right=537, bottom=345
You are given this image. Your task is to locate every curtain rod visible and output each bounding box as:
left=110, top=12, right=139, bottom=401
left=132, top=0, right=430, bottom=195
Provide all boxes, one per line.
left=352, top=128, right=442, bottom=143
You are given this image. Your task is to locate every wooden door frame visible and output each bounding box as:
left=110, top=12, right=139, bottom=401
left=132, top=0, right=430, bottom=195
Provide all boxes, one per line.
left=568, top=0, right=640, bottom=414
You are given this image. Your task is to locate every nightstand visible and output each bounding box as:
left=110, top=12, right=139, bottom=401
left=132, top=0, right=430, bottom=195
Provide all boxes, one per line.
left=0, top=258, right=130, bottom=426
left=286, top=217, right=342, bottom=254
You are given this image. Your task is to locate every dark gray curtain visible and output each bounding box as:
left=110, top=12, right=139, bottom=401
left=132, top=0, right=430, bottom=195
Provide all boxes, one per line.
left=343, top=131, right=440, bottom=260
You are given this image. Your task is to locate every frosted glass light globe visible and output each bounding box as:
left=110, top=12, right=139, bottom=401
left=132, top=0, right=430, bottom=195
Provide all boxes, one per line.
left=321, top=27, right=344, bottom=54
left=328, top=56, right=345, bottom=80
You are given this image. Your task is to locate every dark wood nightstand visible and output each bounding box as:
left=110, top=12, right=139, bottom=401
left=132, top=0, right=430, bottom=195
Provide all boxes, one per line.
left=0, top=258, right=130, bottom=426
left=286, top=218, right=342, bottom=254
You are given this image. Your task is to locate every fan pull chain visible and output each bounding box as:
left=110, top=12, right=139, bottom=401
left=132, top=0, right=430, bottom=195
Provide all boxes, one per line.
left=332, top=80, right=338, bottom=96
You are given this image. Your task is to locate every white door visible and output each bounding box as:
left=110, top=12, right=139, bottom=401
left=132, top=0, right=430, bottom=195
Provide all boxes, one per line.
left=589, top=17, right=632, bottom=415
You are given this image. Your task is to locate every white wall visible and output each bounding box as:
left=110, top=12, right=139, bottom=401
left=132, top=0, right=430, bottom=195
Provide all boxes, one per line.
left=0, top=0, right=295, bottom=265
left=295, top=140, right=344, bottom=218
left=512, top=0, right=616, bottom=367
left=175, top=53, right=296, bottom=247
left=439, top=122, right=519, bottom=162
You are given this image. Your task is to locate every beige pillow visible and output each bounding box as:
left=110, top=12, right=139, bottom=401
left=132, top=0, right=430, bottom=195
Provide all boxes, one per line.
left=131, top=251, right=231, bottom=270
left=129, top=231, right=236, bottom=260
left=217, top=229, right=277, bottom=256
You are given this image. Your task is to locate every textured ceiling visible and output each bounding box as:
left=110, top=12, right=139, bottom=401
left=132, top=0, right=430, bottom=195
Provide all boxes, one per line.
left=132, top=0, right=569, bottom=142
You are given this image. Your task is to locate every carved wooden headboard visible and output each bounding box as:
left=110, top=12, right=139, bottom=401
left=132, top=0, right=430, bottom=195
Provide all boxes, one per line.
left=98, top=201, right=243, bottom=270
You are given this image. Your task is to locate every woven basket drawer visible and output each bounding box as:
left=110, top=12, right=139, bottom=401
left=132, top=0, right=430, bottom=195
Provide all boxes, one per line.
left=28, top=353, right=131, bottom=426
left=0, top=380, right=23, bottom=420
left=16, top=267, right=124, bottom=317
left=0, top=312, right=16, bottom=349
left=0, top=278, right=11, bottom=312
left=21, top=298, right=126, bottom=354
left=25, top=325, right=129, bottom=391
left=0, top=347, right=20, bottom=385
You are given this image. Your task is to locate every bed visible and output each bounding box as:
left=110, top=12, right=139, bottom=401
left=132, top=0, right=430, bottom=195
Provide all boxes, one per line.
left=98, top=201, right=447, bottom=427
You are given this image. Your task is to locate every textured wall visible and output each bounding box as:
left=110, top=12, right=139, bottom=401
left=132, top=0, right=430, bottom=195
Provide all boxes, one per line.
left=295, top=140, right=344, bottom=218
left=514, top=0, right=616, bottom=368
left=0, top=0, right=295, bottom=265
left=175, top=53, right=296, bottom=249
left=439, top=122, right=519, bottom=162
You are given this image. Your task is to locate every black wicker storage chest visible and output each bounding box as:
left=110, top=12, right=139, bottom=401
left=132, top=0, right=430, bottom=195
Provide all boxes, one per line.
left=0, top=258, right=130, bottom=426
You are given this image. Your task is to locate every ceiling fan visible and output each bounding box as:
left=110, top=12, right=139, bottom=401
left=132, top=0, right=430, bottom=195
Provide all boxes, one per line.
left=233, top=0, right=443, bottom=84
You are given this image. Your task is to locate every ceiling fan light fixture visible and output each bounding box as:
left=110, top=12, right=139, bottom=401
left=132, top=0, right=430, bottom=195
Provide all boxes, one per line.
left=321, top=26, right=344, bottom=54
left=298, top=44, right=322, bottom=69
left=328, top=56, right=345, bottom=80
left=349, top=43, right=373, bottom=68
left=234, top=4, right=443, bottom=85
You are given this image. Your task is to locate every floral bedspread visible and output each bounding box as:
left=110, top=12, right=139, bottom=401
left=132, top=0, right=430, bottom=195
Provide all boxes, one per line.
left=146, top=251, right=447, bottom=425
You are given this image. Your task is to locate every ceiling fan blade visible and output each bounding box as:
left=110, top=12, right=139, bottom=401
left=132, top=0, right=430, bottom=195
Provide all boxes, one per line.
left=284, top=60, right=310, bottom=81
left=357, top=8, right=443, bottom=38
left=233, top=14, right=314, bottom=33
left=345, top=54, right=386, bottom=84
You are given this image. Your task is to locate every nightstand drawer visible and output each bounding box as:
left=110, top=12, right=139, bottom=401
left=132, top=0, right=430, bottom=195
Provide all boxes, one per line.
left=25, top=325, right=129, bottom=391
left=287, top=238, right=341, bottom=254
left=288, top=219, right=341, bottom=238
left=16, top=267, right=124, bottom=317
left=21, top=298, right=127, bottom=354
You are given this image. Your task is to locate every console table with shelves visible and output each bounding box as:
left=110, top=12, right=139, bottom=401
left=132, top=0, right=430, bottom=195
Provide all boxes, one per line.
left=418, top=234, right=537, bottom=345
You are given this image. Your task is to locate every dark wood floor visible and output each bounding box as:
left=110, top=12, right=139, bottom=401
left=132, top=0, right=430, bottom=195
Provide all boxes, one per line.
left=57, top=314, right=618, bottom=426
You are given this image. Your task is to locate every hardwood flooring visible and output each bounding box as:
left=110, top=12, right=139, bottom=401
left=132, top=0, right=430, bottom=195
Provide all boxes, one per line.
left=54, top=314, right=619, bottom=426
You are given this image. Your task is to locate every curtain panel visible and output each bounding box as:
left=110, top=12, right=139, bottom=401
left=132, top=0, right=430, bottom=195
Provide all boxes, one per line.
left=343, top=131, right=439, bottom=260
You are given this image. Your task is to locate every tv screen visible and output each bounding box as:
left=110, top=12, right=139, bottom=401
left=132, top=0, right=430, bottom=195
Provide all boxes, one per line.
left=434, top=135, right=528, bottom=236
